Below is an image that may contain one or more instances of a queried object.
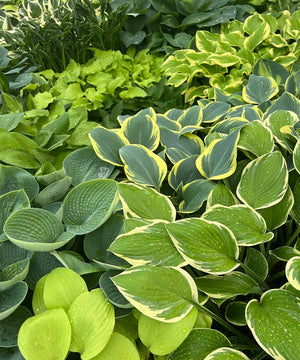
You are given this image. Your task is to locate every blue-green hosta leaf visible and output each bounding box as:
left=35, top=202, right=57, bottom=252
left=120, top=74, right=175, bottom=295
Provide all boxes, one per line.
left=4, top=208, right=74, bottom=251
left=118, top=183, right=175, bottom=221
left=34, top=176, right=72, bottom=207
left=0, top=258, right=30, bottom=291
left=202, top=102, right=230, bottom=123
left=63, top=179, right=118, bottom=235
left=91, top=332, right=140, bottom=360
left=0, top=282, right=28, bottom=320
left=138, top=308, right=198, bottom=356
left=286, top=70, right=300, bottom=98
left=286, top=256, right=300, bottom=291
left=210, top=119, right=247, bottom=136
left=196, top=130, right=240, bottom=180
left=165, top=219, right=239, bottom=275
left=204, top=348, right=250, bottom=360
left=18, top=309, right=71, bottom=360
left=0, top=165, right=39, bottom=201
left=0, top=346, right=24, bottom=359
left=237, top=152, right=288, bottom=209
left=225, top=302, right=247, bottom=326
left=253, top=58, right=289, bottom=85
left=63, top=147, right=114, bottom=186
left=112, top=266, right=200, bottom=323
left=179, top=179, right=216, bottom=213
left=246, top=289, right=300, bottom=360
left=109, top=222, right=185, bottom=267
left=206, top=183, right=237, bottom=209
left=202, top=205, right=273, bottom=246
left=264, top=92, right=300, bottom=120
left=89, top=126, right=129, bottom=166
left=121, top=109, right=159, bottom=151
left=168, top=155, right=203, bottom=191
left=238, top=120, right=274, bottom=157
left=169, top=328, right=231, bottom=360
left=119, top=145, right=167, bottom=190
left=177, top=105, right=202, bottom=134
left=68, top=289, right=115, bottom=360
left=156, top=114, right=181, bottom=131
left=195, top=272, right=261, bottom=300
left=242, top=75, right=278, bottom=104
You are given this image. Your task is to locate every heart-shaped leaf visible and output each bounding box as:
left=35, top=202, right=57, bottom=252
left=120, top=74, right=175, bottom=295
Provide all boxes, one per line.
left=242, top=75, right=278, bottom=104
left=207, top=183, right=237, bottom=208
left=0, top=282, right=28, bottom=320
left=63, top=179, right=118, bottom=235
left=204, top=348, right=250, bottom=360
left=225, top=302, right=247, bottom=326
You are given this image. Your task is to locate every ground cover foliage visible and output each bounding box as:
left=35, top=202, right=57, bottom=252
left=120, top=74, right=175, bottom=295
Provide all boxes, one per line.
left=0, top=0, right=300, bottom=359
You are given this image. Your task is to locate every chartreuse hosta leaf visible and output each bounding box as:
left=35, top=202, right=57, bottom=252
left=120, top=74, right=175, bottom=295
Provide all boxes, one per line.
left=202, top=205, right=273, bottom=246
left=246, top=289, right=300, bottom=360
left=286, top=256, right=300, bottom=291
left=138, top=308, right=198, bottom=356
left=91, top=332, right=140, bottom=360
left=18, top=308, right=71, bottom=360
left=165, top=219, right=239, bottom=275
left=206, top=183, right=237, bottom=208
left=0, top=258, right=30, bottom=291
left=0, top=282, right=28, bottom=320
left=195, top=272, right=261, bottom=300
left=118, top=183, right=175, bottom=221
left=68, top=288, right=115, bottom=360
left=237, top=151, right=288, bottom=209
left=238, top=120, right=274, bottom=157
left=63, top=179, right=118, bottom=235
left=203, top=348, right=250, bottom=360
left=109, top=222, right=185, bottom=267
left=121, top=108, right=159, bottom=151
left=196, top=130, right=240, bottom=180
left=112, top=266, right=200, bottom=323
left=4, top=208, right=74, bottom=251
left=169, top=328, right=231, bottom=360
left=89, top=126, right=129, bottom=166
left=119, top=145, right=167, bottom=190
left=242, top=75, right=278, bottom=104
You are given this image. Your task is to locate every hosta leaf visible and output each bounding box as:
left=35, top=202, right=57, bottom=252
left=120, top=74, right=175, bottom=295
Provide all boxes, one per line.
left=109, top=222, right=185, bottom=267
left=169, top=328, right=231, bottom=360
left=202, top=205, right=273, bottom=246
left=253, top=58, right=289, bottom=85
left=91, top=332, right=140, bottom=360
left=196, top=130, right=240, bottom=180
left=204, top=348, right=250, bottom=360
left=237, top=152, right=288, bottom=209
left=225, top=302, right=247, bottom=326
left=89, top=126, right=129, bottom=166
left=292, top=180, right=300, bottom=224
left=63, top=179, right=118, bottom=235
left=242, top=75, right=278, bottom=104
left=271, top=246, right=300, bottom=262
left=202, top=102, right=230, bottom=123
left=34, top=176, right=72, bottom=207
left=4, top=208, right=74, bottom=251
left=18, top=309, right=71, bottom=360
left=0, top=347, right=24, bottom=359
left=52, top=251, right=99, bottom=275
left=0, top=258, right=30, bottom=291
left=293, top=139, right=300, bottom=174
left=264, top=92, right=300, bottom=120
left=286, top=256, right=300, bottom=291
left=119, top=145, right=167, bottom=190
left=68, top=289, right=115, bottom=360
left=244, top=248, right=268, bottom=281
left=238, top=120, right=274, bottom=157
left=246, top=289, right=300, bottom=360
left=32, top=275, right=48, bottom=315
left=112, top=266, right=199, bottom=323
left=177, top=105, right=202, bottom=134
left=122, top=110, right=159, bottom=151
left=165, top=219, right=239, bottom=274
left=207, top=183, right=237, bottom=208
left=195, top=272, right=261, bottom=299
left=138, top=308, right=198, bottom=356
left=0, top=112, right=24, bottom=132
left=118, top=183, right=175, bottom=221
left=0, top=282, right=28, bottom=320
left=244, top=22, right=270, bottom=52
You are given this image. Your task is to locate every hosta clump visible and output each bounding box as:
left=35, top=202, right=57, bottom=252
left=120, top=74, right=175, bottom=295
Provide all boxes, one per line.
left=163, top=11, right=300, bottom=101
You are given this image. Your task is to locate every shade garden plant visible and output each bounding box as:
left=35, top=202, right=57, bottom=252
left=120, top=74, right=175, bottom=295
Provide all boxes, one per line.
left=0, top=1, right=300, bottom=360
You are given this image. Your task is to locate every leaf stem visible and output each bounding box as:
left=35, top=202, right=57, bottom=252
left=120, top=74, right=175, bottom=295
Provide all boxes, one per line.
left=252, top=351, right=268, bottom=360
left=239, top=262, right=270, bottom=291
left=286, top=225, right=300, bottom=247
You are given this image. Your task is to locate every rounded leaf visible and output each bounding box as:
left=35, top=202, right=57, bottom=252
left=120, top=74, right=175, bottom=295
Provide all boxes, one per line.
left=204, top=348, right=250, bottom=360
left=0, top=282, right=28, bottom=320
left=286, top=256, right=300, bottom=291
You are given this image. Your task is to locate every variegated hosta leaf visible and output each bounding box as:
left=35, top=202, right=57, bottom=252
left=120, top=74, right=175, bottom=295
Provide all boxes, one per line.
left=196, top=130, right=240, bottom=180
left=118, top=183, right=175, bottom=222
left=112, top=265, right=200, bottom=323
left=169, top=328, right=231, bottom=360
left=109, top=222, right=185, bottom=267
left=253, top=58, right=289, bottom=86
left=165, top=218, right=239, bottom=275
left=203, top=348, right=250, bottom=360
left=225, top=302, right=247, bottom=326
left=68, top=289, right=115, bottom=360
left=286, top=256, right=300, bottom=291
left=202, top=205, right=273, bottom=246
left=4, top=208, right=74, bottom=251
left=0, top=281, right=28, bottom=320
left=202, top=102, right=230, bottom=124
left=293, top=139, right=300, bottom=174
left=138, top=308, right=198, bottom=355
left=242, top=75, right=278, bottom=104
left=119, top=144, right=167, bottom=190
left=237, top=151, right=288, bottom=209
left=177, top=105, right=203, bottom=134
left=18, top=309, right=71, bottom=360
left=206, top=183, right=237, bottom=209
left=89, top=126, right=129, bottom=166
left=63, top=179, right=118, bottom=235
left=246, top=289, right=300, bottom=360
left=264, top=92, right=300, bottom=121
